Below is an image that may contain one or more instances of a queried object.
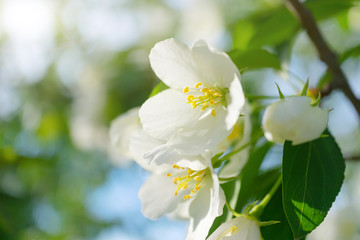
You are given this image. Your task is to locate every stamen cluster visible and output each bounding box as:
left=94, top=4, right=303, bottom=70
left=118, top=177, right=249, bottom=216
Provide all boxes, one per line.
left=183, top=82, right=224, bottom=117
left=167, top=164, right=207, bottom=200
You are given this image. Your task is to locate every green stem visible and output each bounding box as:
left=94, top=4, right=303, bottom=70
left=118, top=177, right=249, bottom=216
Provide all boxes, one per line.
left=225, top=201, right=242, bottom=218
left=249, top=174, right=282, bottom=219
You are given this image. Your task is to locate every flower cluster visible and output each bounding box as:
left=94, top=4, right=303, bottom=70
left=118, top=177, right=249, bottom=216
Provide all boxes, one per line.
left=110, top=38, right=329, bottom=239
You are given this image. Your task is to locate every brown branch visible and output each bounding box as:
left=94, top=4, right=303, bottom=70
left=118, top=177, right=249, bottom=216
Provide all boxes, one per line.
left=286, top=0, right=360, bottom=118
left=345, top=154, right=360, bottom=162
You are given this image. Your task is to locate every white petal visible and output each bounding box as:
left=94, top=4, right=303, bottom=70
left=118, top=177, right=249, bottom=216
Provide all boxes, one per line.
left=138, top=173, right=182, bottom=220
left=144, top=143, right=204, bottom=168
left=220, top=103, right=252, bottom=178
left=208, top=216, right=261, bottom=240
left=207, top=218, right=243, bottom=240
left=246, top=221, right=262, bottom=240
left=129, top=129, right=165, bottom=172
left=262, top=96, right=328, bottom=145
left=229, top=219, right=261, bottom=240
left=176, top=159, right=208, bottom=171
left=149, top=38, right=202, bottom=89
left=220, top=149, right=248, bottom=178
left=192, top=40, right=240, bottom=88
left=186, top=169, right=225, bottom=240
left=167, top=200, right=192, bottom=220
left=225, top=76, right=245, bottom=130
left=168, top=106, right=231, bottom=155
left=109, top=107, right=141, bottom=158
left=139, top=88, right=201, bottom=141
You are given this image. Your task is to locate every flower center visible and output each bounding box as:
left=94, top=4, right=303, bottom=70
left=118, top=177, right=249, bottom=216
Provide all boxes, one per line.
left=183, top=82, right=225, bottom=117
left=166, top=164, right=207, bottom=200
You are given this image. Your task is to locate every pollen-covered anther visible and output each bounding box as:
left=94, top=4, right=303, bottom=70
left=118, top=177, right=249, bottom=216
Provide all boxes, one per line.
left=195, top=82, right=202, bottom=88
left=187, top=95, right=194, bottom=101
left=194, top=176, right=202, bottom=181
left=183, top=195, right=191, bottom=200
left=211, top=109, right=216, bottom=117
left=231, top=225, right=238, bottom=234
left=183, top=87, right=190, bottom=93
left=200, top=88, right=209, bottom=93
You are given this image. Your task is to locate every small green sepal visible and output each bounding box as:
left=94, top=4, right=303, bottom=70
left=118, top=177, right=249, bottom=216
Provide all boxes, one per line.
left=243, top=201, right=258, bottom=216
left=240, top=67, right=249, bottom=74
left=301, top=78, right=309, bottom=96
left=311, top=92, right=321, bottom=107
left=275, top=83, right=285, bottom=100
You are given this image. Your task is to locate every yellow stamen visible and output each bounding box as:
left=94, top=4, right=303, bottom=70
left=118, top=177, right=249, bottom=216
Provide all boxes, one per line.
left=183, top=195, right=191, bottom=200
left=211, top=109, right=216, bottom=117
left=231, top=225, right=238, bottom=234
left=194, top=82, right=202, bottom=88
left=183, top=82, right=224, bottom=117
left=194, top=176, right=202, bottom=181
left=169, top=168, right=207, bottom=200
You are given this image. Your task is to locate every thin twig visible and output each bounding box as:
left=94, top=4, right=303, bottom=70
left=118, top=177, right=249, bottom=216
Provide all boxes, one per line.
left=344, top=155, right=360, bottom=162
left=285, top=0, right=360, bottom=117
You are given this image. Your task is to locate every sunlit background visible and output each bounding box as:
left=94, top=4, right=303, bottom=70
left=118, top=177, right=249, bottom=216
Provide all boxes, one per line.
left=0, top=0, right=359, bottom=239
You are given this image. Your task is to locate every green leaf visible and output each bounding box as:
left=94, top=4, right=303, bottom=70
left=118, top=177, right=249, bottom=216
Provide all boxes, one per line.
left=252, top=167, right=282, bottom=200
left=247, top=7, right=299, bottom=49
left=261, top=186, right=293, bottom=240
left=235, top=141, right=273, bottom=212
left=305, top=0, right=354, bottom=21
left=233, top=1, right=354, bottom=51
left=149, top=81, right=168, bottom=98
left=229, top=49, right=281, bottom=70
left=339, top=44, right=360, bottom=63
left=232, top=20, right=255, bottom=50
left=282, top=130, right=345, bottom=238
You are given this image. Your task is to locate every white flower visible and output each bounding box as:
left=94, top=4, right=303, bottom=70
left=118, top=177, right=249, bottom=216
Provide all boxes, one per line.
left=139, top=38, right=245, bottom=157
left=138, top=160, right=225, bottom=240
left=128, top=128, right=225, bottom=239
left=109, top=107, right=141, bottom=160
left=262, top=96, right=328, bottom=145
left=207, top=215, right=261, bottom=240
left=124, top=124, right=224, bottom=239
